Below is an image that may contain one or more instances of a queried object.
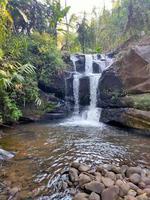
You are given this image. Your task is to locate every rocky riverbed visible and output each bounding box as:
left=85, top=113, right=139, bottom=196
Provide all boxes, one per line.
left=64, top=162, right=150, bottom=200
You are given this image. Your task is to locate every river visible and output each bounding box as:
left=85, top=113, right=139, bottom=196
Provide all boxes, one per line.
left=0, top=121, right=150, bottom=199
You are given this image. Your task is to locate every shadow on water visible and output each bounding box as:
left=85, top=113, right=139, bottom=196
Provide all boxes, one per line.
left=0, top=120, right=150, bottom=199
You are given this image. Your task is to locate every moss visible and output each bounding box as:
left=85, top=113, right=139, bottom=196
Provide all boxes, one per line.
left=125, top=94, right=150, bottom=111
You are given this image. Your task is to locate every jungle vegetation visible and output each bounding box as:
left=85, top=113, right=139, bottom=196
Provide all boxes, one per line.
left=0, top=0, right=149, bottom=124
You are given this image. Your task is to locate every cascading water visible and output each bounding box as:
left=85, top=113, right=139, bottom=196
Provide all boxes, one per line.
left=61, top=54, right=112, bottom=127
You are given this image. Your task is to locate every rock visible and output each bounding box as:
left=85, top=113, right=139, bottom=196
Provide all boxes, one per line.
left=101, top=185, right=119, bottom=200
left=138, top=182, right=146, bottom=189
left=98, top=44, right=150, bottom=130
left=69, top=168, right=79, bottom=182
left=100, top=108, right=150, bottom=130
left=116, top=180, right=130, bottom=197
left=89, top=192, right=101, bottom=200
left=136, top=193, right=148, bottom=200
left=128, top=189, right=137, bottom=197
left=79, top=173, right=91, bottom=186
left=96, top=166, right=108, bottom=176
left=124, top=195, right=137, bottom=200
left=102, top=177, right=114, bottom=187
left=71, top=162, right=80, bottom=169
left=143, top=188, right=150, bottom=197
left=128, top=182, right=140, bottom=191
left=0, top=149, right=15, bottom=160
left=116, top=174, right=123, bottom=180
left=78, top=164, right=91, bottom=172
left=111, top=166, right=121, bottom=174
left=106, top=171, right=116, bottom=181
left=84, top=181, right=105, bottom=194
left=79, top=76, right=90, bottom=106
left=121, top=165, right=128, bottom=176
left=127, top=167, right=142, bottom=178
left=73, top=192, right=89, bottom=200
left=95, top=172, right=102, bottom=182
left=142, top=177, right=150, bottom=185
left=61, top=181, right=68, bottom=190
left=137, top=189, right=145, bottom=195
left=130, top=173, right=141, bottom=184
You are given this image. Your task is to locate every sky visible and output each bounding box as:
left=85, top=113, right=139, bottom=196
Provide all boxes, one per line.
left=61, top=0, right=112, bottom=16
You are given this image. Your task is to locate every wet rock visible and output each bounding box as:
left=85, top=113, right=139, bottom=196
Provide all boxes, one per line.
left=136, top=193, right=148, bottom=200
left=73, top=192, right=89, bottom=200
left=79, top=173, right=91, bottom=186
left=111, top=166, right=121, bottom=174
left=62, top=181, right=68, bottom=190
left=89, top=192, right=101, bottom=200
left=102, top=177, right=114, bottom=187
left=127, top=167, right=142, bottom=178
left=130, top=173, right=141, bottom=184
left=96, top=166, right=108, bottom=176
left=78, top=164, right=91, bottom=172
left=69, top=168, right=79, bottom=182
left=71, top=162, right=80, bottom=169
left=121, top=165, right=128, bottom=176
left=101, top=185, right=119, bottom=200
left=105, top=171, right=116, bottom=181
left=84, top=181, right=105, bottom=194
left=0, top=149, right=15, bottom=160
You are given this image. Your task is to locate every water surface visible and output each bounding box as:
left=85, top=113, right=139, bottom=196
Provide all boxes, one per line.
left=0, top=121, right=150, bottom=199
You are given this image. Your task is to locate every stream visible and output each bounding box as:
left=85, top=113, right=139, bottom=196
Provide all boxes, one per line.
left=0, top=121, right=150, bottom=199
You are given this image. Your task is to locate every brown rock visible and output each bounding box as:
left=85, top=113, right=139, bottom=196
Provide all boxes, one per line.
left=106, top=171, right=116, bottom=181
left=101, top=185, right=119, bottom=200
left=130, top=173, right=141, bottom=184
left=89, top=192, right=101, bottom=200
left=111, top=166, right=121, bottom=174
left=102, top=177, right=114, bottom=187
left=124, top=195, right=137, bottom=200
left=126, top=167, right=142, bottom=178
left=142, top=177, right=150, bottom=185
left=128, top=182, right=139, bottom=191
left=136, top=193, right=148, bottom=200
left=117, top=181, right=130, bottom=197
left=128, top=189, right=137, bottom=197
left=143, top=188, right=150, bottom=197
left=78, top=164, right=91, bottom=172
left=95, top=172, right=102, bottom=182
left=79, top=173, right=91, bottom=186
left=73, top=193, right=89, bottom=200
left=71, top=162, right=80, bottom=169
left=69, top=168, right=79, bottom=182
left=116, top=174, right=123, bottom=180
left=84, top=181, right=105, bottom=194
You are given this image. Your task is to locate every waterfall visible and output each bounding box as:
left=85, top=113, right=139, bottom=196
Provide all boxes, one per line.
left=61, top=54, right=112, bottom=127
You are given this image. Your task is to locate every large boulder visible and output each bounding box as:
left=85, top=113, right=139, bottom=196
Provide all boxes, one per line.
left=99, top=41, right=150, bottom=130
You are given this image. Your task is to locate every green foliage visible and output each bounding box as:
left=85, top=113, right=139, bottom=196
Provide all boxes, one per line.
left=0, top=0, right=67, bottom=124
left=77, top=0, right=150, bottom=52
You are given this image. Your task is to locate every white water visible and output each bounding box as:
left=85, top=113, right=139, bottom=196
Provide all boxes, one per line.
left=61, top=54, right=112, bottom=127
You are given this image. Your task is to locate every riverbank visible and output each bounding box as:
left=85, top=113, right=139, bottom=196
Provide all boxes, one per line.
left=65, top=162, right=150, bottom=200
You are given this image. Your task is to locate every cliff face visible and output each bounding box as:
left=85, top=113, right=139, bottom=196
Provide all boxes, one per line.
left=99, top=38, right=150, bottom=130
